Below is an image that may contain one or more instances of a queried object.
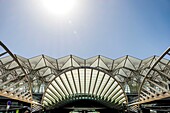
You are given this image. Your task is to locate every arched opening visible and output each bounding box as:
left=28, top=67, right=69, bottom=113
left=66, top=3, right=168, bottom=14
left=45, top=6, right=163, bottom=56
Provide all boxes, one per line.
left=41, top=67, right=128, bottom=112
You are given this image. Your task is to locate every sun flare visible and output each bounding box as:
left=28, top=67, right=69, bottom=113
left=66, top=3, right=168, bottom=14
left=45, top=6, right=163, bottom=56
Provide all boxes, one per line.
left=42, top=0, right=76, bottom=16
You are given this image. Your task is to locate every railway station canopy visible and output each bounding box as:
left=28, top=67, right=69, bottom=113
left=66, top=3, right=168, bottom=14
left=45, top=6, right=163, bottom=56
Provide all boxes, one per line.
left=0, top=41, right=170, bottom=113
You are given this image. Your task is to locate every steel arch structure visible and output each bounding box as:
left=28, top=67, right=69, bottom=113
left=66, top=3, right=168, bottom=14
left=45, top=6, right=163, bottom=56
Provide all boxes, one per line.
left=41, top=67, right=128, bottom=110
left=0, top=42, right=39, bottom=105
left=129, top=47, right=170, bottom=112
left=1, top=41, right=170, bottom=112
left=139, top=47, right=170, bottom=104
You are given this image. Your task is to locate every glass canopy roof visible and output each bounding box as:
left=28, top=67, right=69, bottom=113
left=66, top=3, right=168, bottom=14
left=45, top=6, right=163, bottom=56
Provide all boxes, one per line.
left=42, top=67, right=127, bottom=109
left=0, top=41, right=170, bottom=111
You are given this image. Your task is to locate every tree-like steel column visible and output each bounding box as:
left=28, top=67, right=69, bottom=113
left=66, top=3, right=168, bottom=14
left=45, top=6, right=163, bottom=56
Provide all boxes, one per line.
left=128, top=47, right=170, bottom=112
left=0, top=41, right=40, bottom=107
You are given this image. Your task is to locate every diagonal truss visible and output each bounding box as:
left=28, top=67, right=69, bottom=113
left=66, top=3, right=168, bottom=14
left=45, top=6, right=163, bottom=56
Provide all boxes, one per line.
left=0, top=41, right=39, bottom=105
left=128, top=47, right=170, bottom=108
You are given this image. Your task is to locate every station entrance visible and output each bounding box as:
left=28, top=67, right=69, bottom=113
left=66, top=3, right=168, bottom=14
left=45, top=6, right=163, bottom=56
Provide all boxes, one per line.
left=0, top=41, right=170, bottom=113
left=42, top=67, right=127, bottom=113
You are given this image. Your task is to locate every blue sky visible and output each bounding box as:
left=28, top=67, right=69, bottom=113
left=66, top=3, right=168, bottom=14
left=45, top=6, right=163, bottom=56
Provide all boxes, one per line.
left=0, top=0, right=170, bottom=59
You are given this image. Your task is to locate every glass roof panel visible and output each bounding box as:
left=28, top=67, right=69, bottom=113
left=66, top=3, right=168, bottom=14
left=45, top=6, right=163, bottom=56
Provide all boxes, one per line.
left=72, top=55, right=85, bottom=66
left=91, top=59, right=98, bottom=67
left=140, top=56, right=155, bottom=69
left=44, top=58, right=56, bottom=69
left=111, top=89, right=122, bottom=102
left=128, top=56, right=141, bottom=69
left=119, top=97, right=126, bottom=104
left=85, top=69, right=91, bottom=94
left=44, top=97, right=53, bottom=105
left=102, top=78, right=114, bottom=98
left=61, top=58, right=72, bottom=69
left=52, top=80, right=65, bottom=97
left=108, top=84, right=119, bottom=99
left=47, top=89, right=59, bottom=101
left=72, top=69, right=80, bottom=94
left=115, top=93, right=124, bottom=102
left=124, top=58, right=135, bottom=70
left=66, top=71, right=76, bottom=94
left=115, top=60, right=126, bottom=69
left=29, top=55, right=43, bottom=69
left=56, top=77, right=69, bottom=96
left=49, top=84, right=62, bottom=99
left=44, top=55, right=58, bottom=68
left=99, top=59, right=109, bottom=70
left=46, top=74, right=55, bottom=82
left=35, top=58, right=46, bottom=69
left=118, top=69, right=128, bottom=77
left=89, top=69, right=98, bottom=94
left=8, top=61, right=18, bottom=69
left=57, top=55, right=71, bottom=69
left=100, top=56, right=113, bottom=70
left=60, top=73, right=72, bottom=95
left=113, top=56, right=126, bottom=69
left=96, top=74, right=109, bottom=96
left=43, top=68, right=52, bottom=77
left=0, top=56, right=13, bottom=64
left=16, top=55, right=30, bottom=67
left=45, top=93, right=56, bottom=103
left=93, top=71, right=104, bottom=95
left=86, top=56, right=98, bottom=66
left=114, top=75, right=125, bottom=82
left=72, top=59, right=80, bottom=67
left=105, top=81, right=117, bottom=99
left=79, top=69, right=85, bottom=93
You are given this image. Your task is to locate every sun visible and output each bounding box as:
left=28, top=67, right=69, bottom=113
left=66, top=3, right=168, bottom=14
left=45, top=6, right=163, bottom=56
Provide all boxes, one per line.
left=42, top=0, right=77, bottom=16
